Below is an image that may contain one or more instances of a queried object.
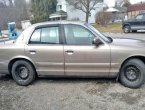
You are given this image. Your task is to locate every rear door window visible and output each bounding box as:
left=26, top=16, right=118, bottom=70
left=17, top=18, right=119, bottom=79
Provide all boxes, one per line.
left=29, top=26, right=59, bottom=44
left=29, top=29, right=41, bottom=44
left=41, top=27, right=59, bottom=44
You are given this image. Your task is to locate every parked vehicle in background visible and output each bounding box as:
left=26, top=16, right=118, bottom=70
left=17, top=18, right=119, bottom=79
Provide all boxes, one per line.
left=0, top=21, right=145, bottom=88
left=122, top=13, right=145, bottom=33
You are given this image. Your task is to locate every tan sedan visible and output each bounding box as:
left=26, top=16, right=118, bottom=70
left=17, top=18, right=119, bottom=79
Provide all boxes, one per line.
left=0, top=21, right=145, bottom=88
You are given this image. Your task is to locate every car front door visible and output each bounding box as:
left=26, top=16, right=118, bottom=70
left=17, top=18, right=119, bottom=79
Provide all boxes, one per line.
left=63, top=24, right=110, bottom=77
left=132, top=14, right=144, bottom=30
left=25, top=25, right=64, bottom=76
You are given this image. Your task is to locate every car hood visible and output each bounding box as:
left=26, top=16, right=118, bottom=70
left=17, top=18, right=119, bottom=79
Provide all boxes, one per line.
left=111, top=38, right=145, bottom=48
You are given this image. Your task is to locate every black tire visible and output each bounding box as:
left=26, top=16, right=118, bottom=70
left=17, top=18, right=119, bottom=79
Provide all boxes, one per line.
left=123, top=25, right=131, bottom=33
left=11, top=60, right=36, bottom=86
left=119, top=59, right=145, bottom=89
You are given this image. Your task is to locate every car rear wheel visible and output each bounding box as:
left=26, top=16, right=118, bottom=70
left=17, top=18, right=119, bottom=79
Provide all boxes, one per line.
left=11, top=60, right=36, bottom=86
left=119, top=59, right=145, bottom=89
left=123, top=25, right=130, bottom=33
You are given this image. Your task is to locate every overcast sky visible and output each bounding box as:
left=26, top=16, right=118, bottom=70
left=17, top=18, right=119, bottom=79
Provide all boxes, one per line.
left=104, top=0, right=145, bottom=7
left=25, top=0, right=30, bottom=3
left=1, top=0, right=145, bottom=7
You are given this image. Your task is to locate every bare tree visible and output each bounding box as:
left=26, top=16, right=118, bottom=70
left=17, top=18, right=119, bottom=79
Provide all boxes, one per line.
left=8, top=0, right=13, bottom=6
left=0, top=0, right=30, bottom=29
left=116, top=0, right=131, bottom=7
left=66, top=0, right=103, bottom=23
left=96, top=11, right=112, bottom=25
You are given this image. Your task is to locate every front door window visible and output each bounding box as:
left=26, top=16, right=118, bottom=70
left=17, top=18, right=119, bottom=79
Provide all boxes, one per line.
left=64, top=24, right=95, bottom=45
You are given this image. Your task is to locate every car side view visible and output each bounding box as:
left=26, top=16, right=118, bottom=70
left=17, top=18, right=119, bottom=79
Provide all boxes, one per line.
left=0, top=21, right=145, bottom=88
left=122, top=13, right=145, bottom=33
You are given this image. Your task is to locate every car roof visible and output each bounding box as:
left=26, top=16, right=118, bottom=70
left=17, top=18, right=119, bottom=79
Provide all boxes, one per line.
left=32, top=20, right=86, bottom=28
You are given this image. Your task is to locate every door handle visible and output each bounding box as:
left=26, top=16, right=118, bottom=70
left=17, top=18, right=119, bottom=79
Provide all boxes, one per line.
left=29, top=50, right=36, bottom=55
left=65, top=50, right=74, bottom=55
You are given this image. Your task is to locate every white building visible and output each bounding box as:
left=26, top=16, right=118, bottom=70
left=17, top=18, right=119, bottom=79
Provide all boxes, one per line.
left=50, top=0, right=102, bottom=23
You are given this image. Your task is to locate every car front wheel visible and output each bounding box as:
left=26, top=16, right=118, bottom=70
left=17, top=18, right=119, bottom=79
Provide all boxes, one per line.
left=119, top=59, right=145, bottom=89
left=11, top=60, right=36, bottom=86
left=123, top=25, right=130, bottom=33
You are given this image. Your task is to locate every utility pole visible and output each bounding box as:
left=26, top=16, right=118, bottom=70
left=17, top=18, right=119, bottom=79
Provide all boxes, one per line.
left=102, top=0, right=106, bottom=25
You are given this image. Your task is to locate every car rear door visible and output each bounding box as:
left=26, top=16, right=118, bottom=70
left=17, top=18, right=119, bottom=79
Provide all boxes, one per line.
left=25, top=24, right=64, bottom=76
left=63, top=24, right=110, bottom=77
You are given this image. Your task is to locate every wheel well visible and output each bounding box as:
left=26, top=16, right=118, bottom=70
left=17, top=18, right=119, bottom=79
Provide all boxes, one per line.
left=121, top=56, right=145, bottom=68
left=117, top=56, right=145, bottom=80
left=123, top=24, right=130, bottom=29
left=8, top=58, right=37, bottom=76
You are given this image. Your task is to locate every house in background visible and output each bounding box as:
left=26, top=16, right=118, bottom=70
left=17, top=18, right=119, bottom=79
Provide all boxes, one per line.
left=112, top=0, right=129, bottom=22
left=104, top=6, right=127, bottom=22
left=115, top=7, right=127, bottom=21
left=49, top=0, right=67, bottom=21
left=127, top=2, right=145, bottom=19
left=49, top=0, right=102, bottom=23
left=49, top=10, right=67, bottom=21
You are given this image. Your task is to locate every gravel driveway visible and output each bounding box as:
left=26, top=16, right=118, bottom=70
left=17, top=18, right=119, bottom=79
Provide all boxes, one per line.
left=0, top=33, right=145, bottom=110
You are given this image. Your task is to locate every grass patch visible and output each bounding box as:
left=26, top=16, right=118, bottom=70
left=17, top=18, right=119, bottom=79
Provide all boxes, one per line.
left=93, top=23, right=123, bottom=33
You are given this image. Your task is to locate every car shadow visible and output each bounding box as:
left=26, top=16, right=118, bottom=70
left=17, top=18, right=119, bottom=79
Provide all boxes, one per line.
left=0, top=74, right=117, bottom=84
left=35, top=77, right=117, bottom=84
left=0, top=74, right=12, bottom=81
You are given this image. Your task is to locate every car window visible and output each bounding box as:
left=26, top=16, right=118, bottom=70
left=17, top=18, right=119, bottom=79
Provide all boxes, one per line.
left=29, top=29, right=41, bottom=43
left=136, top=14, right=144, bottom=20
left=64, top=24, right=95, bottom=45
left=41, top=27, right=59, bottom=44
left=29, top=26, right=59, bottom=44
left=144, top=15, right=145, bottom=20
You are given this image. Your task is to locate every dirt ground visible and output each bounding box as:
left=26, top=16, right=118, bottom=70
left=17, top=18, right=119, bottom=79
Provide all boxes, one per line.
left=0, top=33, right=145, bottom=110
left=1, top=75, right=145, bottom=110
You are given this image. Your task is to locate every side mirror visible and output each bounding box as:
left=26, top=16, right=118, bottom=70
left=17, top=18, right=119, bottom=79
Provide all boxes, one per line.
left=107, top=37, right=113, bottom=43
left=92, top=37, right=102, bottom=46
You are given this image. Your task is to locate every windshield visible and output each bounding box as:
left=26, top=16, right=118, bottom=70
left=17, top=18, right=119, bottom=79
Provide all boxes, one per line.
left=85, top=23, right=110, bottom=43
